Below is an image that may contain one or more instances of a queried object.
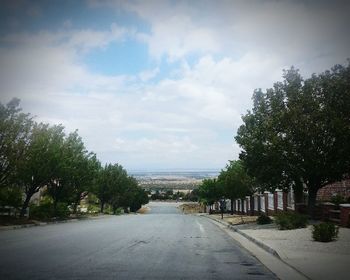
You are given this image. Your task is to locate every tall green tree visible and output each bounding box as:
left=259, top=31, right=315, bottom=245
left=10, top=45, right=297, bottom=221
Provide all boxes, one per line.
left=121, top=176, right=149, bottom=212
left=198, top=178, right=222, bottom=213
left=17, top=123, right=65, bottom=217
left=0, top=98, right=32, bottom=188
left=47, top=131, right=100, bottom=214
left=236, top=62, right=350, bottom=215
left=218, top=160, right=253, bottom=214
left=108, top=164, right=129, bottom=214
left=94, top=163, right=128, bottom=214
left=94, top=164, right=110, bottom=213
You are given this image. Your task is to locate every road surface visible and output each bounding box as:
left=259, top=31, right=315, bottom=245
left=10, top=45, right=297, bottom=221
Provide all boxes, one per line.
left=0, top=202, right=276, bottom=279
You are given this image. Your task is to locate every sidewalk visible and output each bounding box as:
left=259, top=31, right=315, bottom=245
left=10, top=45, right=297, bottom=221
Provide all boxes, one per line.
left=204, top=214, right=350, bottom=280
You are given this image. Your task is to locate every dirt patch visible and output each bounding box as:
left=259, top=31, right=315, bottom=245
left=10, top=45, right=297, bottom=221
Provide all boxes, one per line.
left=137, top=206, right=150, bottom=214
left=211, top=214, right=258, bottom=225
left=179, top=203, right=204, bottom=214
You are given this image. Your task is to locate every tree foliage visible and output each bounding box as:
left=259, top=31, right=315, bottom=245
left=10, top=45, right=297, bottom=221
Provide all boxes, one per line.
left=0, top=98, right=32, bottom=188
left=217, top=160, right=253, bottom=214
left=235, top=62, right=350, bottom=215
left=0, top=99, right=148, bottom=218
left=198, top=178, right=222, bottom=209
left=94, top=164, right=148, bottom=214
left=17, top=123, right=66, bottom=217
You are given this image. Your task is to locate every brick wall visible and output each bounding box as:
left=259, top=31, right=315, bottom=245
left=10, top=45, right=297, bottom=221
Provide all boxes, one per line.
left=317, top=179, right=350, bottom=201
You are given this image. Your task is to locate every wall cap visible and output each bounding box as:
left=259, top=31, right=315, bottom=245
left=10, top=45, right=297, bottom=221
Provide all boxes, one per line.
left=339, top=204, right=350, bottom=208
left=320, top=202, right=335, bottom=206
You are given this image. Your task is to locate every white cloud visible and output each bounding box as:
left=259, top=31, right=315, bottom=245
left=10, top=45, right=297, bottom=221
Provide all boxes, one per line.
left=1, top=0, right=350, bottom=169
left=141, top=16, right=220, bottom=61
left=139, top=67, right=159, bottom=82
left=113, top=0, right=350, bottom=72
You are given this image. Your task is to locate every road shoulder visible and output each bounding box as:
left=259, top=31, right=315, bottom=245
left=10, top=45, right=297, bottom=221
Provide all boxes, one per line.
left=201, top=214, right=309, bottom=280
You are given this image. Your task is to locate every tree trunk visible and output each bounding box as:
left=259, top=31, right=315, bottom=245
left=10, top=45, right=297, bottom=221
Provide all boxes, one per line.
left=308, top=187, right=318, bottom=218
left=73, top=194, right=81, bottom=214
left=230, top=199, right=234, bottom=215
left=112, top=205, right=117, bottom=215
left=73, top=202, right=78, bottom=214
left=100, top=201, right=105, bottom=213
left=293, top=181, right=304, bottom=203
left=20, top=193, right=33, bottom=218
left=53, top=198, right=58, bottom=217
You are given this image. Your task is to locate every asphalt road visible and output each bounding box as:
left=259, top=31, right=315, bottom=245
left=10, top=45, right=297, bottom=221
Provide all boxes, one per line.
left=0, top=202, right=276, bottom=280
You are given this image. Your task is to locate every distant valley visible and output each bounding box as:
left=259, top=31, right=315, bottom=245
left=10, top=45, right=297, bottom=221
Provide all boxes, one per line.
left=129, top=170, right=219, bottom=190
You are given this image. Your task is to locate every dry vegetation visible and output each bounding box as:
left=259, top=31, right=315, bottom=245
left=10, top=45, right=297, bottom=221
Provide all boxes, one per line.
left=137, top=206, right=150, bottom=214
left=211, top=214, right=258, bottom=225
left=178, top=203, right=204, bottom=214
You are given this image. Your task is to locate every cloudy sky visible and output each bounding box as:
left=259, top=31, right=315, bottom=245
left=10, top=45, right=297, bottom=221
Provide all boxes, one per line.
left=0, top=0, right=349, bottom=171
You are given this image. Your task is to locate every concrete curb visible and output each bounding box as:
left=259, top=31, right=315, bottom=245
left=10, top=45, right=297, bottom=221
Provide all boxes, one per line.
left=0, top=218, right=80, bottom=231
left=202, top=215, right=281, bottom=258
left=202, top=214, right=312, bottom=280
left=0, top=215, right=115, bottom=231
left=229, top=225, right=280, bottom=258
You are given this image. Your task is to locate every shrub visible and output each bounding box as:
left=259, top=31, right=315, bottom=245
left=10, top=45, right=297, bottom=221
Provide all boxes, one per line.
left=115, top=207, right=123, bottom=215
left=0, top=186, right=23, bottom=209
left=312, top=222, right=339, bottom=242
left=275, top=212, right=308, bottom=230
left=331, top=195, right=346, bottom=208
left=87, top=204, right=100, bottom=214
left=30, top=201, right=53, bottom=220
left=257, top=213, right=272, bottom=225
left=55, top=203, right=70, bottom=219
left=29, top=201, right=70, bottom=220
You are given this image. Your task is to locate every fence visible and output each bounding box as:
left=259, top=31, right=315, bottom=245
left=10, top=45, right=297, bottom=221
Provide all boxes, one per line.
left=0, top=206, right=28, bottom=217
left=207, top=189, right=350, bottom=227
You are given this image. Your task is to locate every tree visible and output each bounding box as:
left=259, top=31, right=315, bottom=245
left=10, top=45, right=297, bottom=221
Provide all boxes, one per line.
left=198, top=178, right=222, bottom=213
left=236, top=62, right=350, bottom=216
left=94, top=163, right=128, bottom=214
left=218, top=160, right=253, bottom=214
left=122, top=176, right=149, bottom=212
left=236, top=87, right=304, bottom=201
left=0, top=98, right=32, bottom=188
left=94, top=165, right=110, bottom=213
left=17, top=123, right=65, bottom=217
left=47, top=131, right=100, bottom=214
left=70, top=153, right=100, bottom=213
left=108, top=164, right=129, bottom=214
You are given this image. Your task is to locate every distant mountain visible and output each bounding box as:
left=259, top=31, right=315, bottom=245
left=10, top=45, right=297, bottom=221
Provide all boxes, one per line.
left=129, top=170, right=219, bottom=179
left=129, top=170, right=219, bottom=190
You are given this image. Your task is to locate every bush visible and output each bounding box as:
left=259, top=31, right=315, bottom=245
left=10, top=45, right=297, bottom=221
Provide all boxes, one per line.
left=115, top=207, right=123, bottom=215
left=312, top=222, right=339, bottom=242
left=331, top=195, right=346, bottom=208
left=257, top=213, right=272, bottom=225
left=275, top=212, right=308, bottom=230
left=55, top=203, right=70, bottom=219
left=87, top=204, right=100, bottom=214
left=30, top=201, right=53, bottom=220
left=29, top=201, right=70, bottom=220
left=0, top=187, right=23, bottom=209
